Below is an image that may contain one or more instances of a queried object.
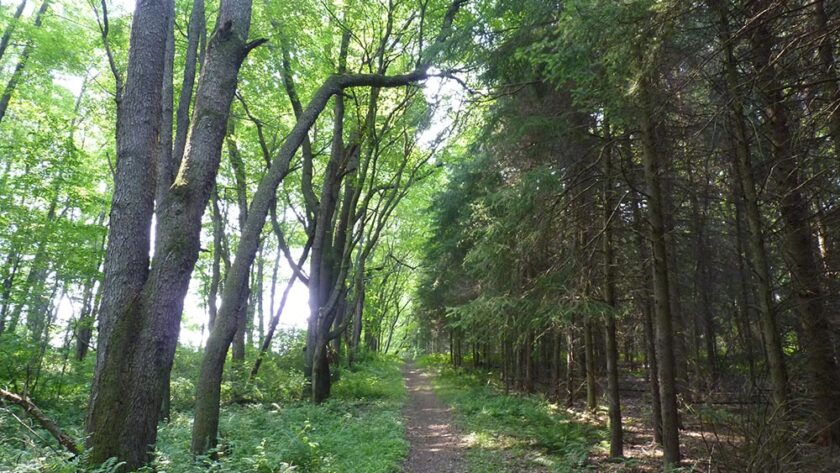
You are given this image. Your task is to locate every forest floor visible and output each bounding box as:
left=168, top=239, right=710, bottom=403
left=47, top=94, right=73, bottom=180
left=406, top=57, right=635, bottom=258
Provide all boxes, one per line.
left=401, top=363, right=465, bottom=472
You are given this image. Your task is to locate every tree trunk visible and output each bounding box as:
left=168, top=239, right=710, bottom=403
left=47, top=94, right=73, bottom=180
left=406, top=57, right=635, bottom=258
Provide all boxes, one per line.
left=602, top=131, right=623, bottom=457
left=74, top=274, right=101, bottom=362
left=0, top=0, right=49, bottom=123
left=228, top=131, right=250, bottom=366
left=749, top=0, right=840, bottom=443
left=305, top=26, right=351, bottom=388
left=250, top=273, right=296, bottom=379
left=584, top=319, right=597, bottom=411
left=208, top=187, right=224, bottom=332
left=14, top=194, right=58, bottom=341
left=0, top=252, right=21, bottom=334
left=172, top=0, right=205, bottom=166
left=0, top=0, right=27, bottom=64
left=639, top=75, right=681, bottom=466
left=811, top=0, right=840, bottom=158
left=155, top=8, right=175, bottom=207
left=712, top=0, right=789, bottom=407
left=733, top=199, right=758, bottom=388
left=191, top=35, right=461, bottom=457
left=256, top=246, right=265, bottom=346
left=565, top=325, right=575, bottom=407
left=348, top=258, right=365, bottom=367
left=87, top=2, right=253, bottom=467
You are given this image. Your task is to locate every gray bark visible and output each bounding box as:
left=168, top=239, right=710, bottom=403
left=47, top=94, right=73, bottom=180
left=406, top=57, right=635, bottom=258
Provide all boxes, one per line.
left=172, top=0, right=205, bottom=166
left=86, top=1, right=255, bottom=467
left=155, top=9, right=176, bottom=207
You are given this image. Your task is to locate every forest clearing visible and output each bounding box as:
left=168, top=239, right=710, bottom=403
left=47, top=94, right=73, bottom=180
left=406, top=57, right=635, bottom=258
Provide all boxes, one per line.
left=2, top=0, right=840, bottom=471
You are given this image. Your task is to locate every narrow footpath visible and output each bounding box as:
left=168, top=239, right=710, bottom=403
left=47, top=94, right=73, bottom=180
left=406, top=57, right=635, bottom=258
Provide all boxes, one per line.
left=401, top=363, right=465, bottom=473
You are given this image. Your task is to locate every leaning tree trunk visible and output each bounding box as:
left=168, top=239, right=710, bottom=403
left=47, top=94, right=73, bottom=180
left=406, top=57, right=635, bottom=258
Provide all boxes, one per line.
left=0, top=0, right=49, bottom=124
left=190, top=66, right=439, bottom=453
left=0, top=0, right=27, bottom=64
left=192, top=0, right=465, bottom=449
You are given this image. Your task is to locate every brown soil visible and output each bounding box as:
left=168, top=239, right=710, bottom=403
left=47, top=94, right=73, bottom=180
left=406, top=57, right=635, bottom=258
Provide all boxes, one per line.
left=401, top=363, right=465, bottom=473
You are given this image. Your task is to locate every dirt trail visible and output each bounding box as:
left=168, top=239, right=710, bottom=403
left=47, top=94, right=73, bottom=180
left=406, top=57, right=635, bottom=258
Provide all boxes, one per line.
left=401, top=363, right=465, bottom=473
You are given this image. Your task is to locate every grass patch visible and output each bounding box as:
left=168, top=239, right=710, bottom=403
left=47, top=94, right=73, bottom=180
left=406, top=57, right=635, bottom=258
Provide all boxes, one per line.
left=417, top=355, right=604, bottom=473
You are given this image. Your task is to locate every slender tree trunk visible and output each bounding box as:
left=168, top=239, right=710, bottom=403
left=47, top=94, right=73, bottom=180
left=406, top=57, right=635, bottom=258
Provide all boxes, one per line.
left=644, top=299, right=663, bottom=443
left=250, top=273, right=296, bottom=379
left=552, top=329, right=562, bottom=400
left=156, top=8, right=176, bottom=425
left=256, top=245, right=264, bottom=346
left=584, top=319, right=597, bottom=411
left=692, top=183, right=718, bottom=388
left=811, top=0, right=840, bottom=158
left=0, top=0, right=27, bottom=64
left=712, top=0, right=789, bottom=407
left=172, top=0, right=205, bottom=166
left=733, top=199, right=757, bottom=388
left=602, top=132, right=623, bottom=457
left=268, top=243, right=280, bottom=321
left=228, top=132, right=250, bottom=366
left=0, top=252, right=20, bottom=334
left=348, top=258, right=365, bottom=367
left=208, top=187, right=224, bottom=332
left=0, top=0, right=49, bottom=123
left=663, top=205, right=689, bottom=393
left=565, top=324, right=575, bottom=407
left=639, top=75, right=681, bottom=466
left=155, top=8, right=175, bottom=207
left=633, top=195, right=663, bottom=444
left=75, top=224, right=104, bottom=364
left=15, top=192, right=58, bottom=341
left=275, top=28, right=318, bottom=222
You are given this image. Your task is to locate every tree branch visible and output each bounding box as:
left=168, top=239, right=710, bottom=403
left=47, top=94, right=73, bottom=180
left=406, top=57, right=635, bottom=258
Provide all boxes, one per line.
left=0, top=388, right=80, bottom=455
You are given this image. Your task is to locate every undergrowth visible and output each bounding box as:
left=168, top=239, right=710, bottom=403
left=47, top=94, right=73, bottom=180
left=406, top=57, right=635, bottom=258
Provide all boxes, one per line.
left=0, top=344, right=408, bottom=473
left=417, top=354, right=604, bottom=473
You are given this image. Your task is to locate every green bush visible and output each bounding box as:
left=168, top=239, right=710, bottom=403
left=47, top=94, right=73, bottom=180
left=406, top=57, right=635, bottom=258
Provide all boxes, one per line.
left=332, top=356, right=406, bottom=402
